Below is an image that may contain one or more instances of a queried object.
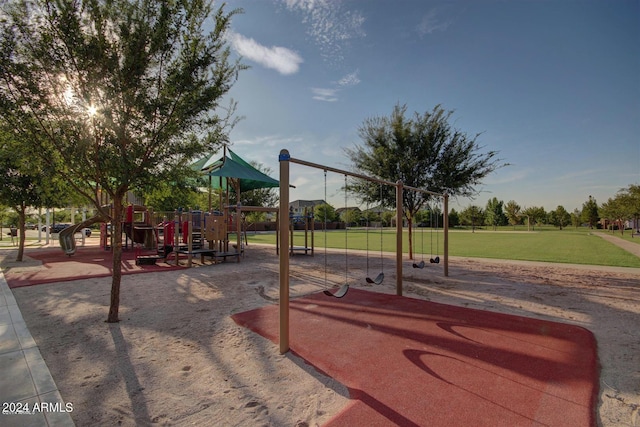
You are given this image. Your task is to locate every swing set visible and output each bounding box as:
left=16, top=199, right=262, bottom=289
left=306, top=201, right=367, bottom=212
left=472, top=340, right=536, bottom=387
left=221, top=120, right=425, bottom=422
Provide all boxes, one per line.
left=322, top=176, right=385, bottom=297
left=321, top=172, right=350, bottom=298
left=278, top=149, right=448, bottom=354
left=413, top=202, right=442, bottom=269
left=365, top=183, right=385, bottom=285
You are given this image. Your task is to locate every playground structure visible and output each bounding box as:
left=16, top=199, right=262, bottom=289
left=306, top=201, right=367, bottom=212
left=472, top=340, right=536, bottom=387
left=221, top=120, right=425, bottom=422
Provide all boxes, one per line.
left=137, top=208, right=247, bottom=267
left=56, top=147, right=280, bottom=266
left=175, top=147, right=281, bottom=266
left=288, top=207, right=314, bottom=255
left=277, top=149, right=449, bottom=354
left=56, top=203, right=245, bottom=266
left=56, top=204, right=156, bottom=256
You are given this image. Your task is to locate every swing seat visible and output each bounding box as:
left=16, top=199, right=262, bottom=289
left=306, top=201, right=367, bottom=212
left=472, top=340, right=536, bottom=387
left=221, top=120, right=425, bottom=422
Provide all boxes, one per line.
left=413, top=260, right=426, bottom=269
left=324, top=284, right=349, bottom=298
left=430, top=256, right=440, bottom=264
left=366, top=272, right=384, bottom=285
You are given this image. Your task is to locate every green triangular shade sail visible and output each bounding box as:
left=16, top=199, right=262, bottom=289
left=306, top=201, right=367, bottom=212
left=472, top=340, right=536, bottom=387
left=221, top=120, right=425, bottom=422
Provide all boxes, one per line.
left=191, top=149, right=279, bottom=193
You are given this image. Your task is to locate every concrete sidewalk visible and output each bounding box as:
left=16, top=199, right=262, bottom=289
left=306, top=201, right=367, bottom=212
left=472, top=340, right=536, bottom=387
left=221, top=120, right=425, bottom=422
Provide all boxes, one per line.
left=0, top=272, right=75, bottom=427
left=594, top=231, right=640, bottom=258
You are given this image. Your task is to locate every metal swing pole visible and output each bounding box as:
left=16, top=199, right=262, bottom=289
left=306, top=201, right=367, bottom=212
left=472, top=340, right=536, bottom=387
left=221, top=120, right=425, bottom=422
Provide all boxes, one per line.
left=444, top=194, right=449, bottom=277
left=278, top=149, right=290, bottom=354
left=396, top=180, right=403, bottom=296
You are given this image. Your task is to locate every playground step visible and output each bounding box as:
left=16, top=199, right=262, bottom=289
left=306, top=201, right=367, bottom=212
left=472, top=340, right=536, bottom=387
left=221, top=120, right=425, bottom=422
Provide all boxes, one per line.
left=135, top=255, right=163, bottom=266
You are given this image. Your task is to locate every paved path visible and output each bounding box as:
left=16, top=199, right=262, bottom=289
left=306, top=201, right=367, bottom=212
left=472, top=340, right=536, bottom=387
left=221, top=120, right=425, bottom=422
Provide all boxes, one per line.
left=0, top=272, right=75, bottom=427
left=594, top=232, right=640, bottom=258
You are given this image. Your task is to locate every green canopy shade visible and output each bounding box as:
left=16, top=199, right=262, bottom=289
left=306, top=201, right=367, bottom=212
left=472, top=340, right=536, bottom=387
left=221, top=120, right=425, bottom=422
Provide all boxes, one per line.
left=193, top=149, right=279, bottom=193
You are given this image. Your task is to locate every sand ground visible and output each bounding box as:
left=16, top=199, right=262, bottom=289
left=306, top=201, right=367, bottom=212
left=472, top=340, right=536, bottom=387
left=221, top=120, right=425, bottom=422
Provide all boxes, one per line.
left=2, top=245, right=639, bottom=426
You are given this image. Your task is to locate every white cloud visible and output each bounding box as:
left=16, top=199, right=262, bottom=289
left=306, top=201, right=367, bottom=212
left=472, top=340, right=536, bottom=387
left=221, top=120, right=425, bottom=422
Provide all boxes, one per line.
left=311, top=70, right=360, bottom=102
left=229, top=31, right=303, bottom=75
left=337, top=70, right=360, bottom=87
left=311, top=87, right=338, bottom=102
left=417, top=9, right=451, bottom=36
left=282, top=0, right=365, bottom=64
left=235, top=135, right=304, bottom=147
left=283, top=0, right=317, bottom=11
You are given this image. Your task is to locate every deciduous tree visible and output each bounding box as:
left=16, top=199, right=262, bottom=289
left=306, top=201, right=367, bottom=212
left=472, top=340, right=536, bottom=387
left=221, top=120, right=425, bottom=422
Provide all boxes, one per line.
left=314, top=203, right=336, bottom=223
left=571, top=208, right=582, bottom=228
left=549, top=205, right=571, bottom=230
left=522, top=206, right=546, bottom=230
left=485, top=197, right=507, bottom=230
left=0, top=0, right=244, bottom=322
left=0, top=125, right=70, bottom=260
left=581, top=196, right=599, bottom=229
left=460, top=205, right=484, bottom=232
left=600, top=185, right=640, bottom=234
left=504, top=200, right=521, bottom=229
left=346, top=103, right=505, bottom=256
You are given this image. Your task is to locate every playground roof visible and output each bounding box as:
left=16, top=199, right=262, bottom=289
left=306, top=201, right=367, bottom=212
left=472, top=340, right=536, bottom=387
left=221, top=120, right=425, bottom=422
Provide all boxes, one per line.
left=193, top=149, right=279, bottom=192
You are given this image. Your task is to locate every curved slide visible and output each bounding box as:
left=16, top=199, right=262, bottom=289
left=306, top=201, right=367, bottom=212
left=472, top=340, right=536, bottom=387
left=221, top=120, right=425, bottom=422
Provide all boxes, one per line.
left=58, top=215, right=107, bottom=256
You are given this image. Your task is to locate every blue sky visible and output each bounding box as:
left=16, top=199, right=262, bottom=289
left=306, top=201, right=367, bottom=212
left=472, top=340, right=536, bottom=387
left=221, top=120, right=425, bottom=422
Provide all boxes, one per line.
left=219, top=0, right=639, bottom=212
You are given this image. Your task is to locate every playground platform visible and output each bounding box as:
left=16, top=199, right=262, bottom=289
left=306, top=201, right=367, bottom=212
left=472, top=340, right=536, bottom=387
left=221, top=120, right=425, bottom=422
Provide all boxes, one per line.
left=232, top=288, right=599, bottom=426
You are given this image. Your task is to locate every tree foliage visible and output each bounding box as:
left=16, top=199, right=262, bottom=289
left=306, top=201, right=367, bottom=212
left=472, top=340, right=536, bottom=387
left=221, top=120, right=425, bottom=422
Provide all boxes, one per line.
left=485, top=197, right=507, bottom=230
left=522, top=206, right=546, bottom=230
left=448, top=208, right=460, bottom=227
left=571, top=209, right=582, bottom=229
left=143, top=181, right=205, bottom=213
left=600, top=185, right=640, bottom=234
left=340, top=208, right=362, bottom=226
left=549, top=205, right=571, bottom=230
left=346, top=103, right=505, bottom=256
left=581, top=196, right=599, bottom=229
left=504, top=200, right=521, bottom=228
left=0, top=125, right=72, bottom=260
left=0, top=0, right=244, bottom=322
left=459, top=205, right=484, bottom=231
left=314, top=203, right=336, bottom=223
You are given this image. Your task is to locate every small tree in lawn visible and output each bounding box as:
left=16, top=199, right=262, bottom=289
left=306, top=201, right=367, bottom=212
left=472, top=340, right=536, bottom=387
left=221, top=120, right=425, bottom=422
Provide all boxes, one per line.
left=571, top=208, right=582, bottom=229
left=0, top=0, right=244, bottom=323
left=485, top=197, right=507, bottom=230
left=460, top=205, right=484, bottom=232
left=448, top=208, right=460, bottom=228
left=314, top=203, right=337, bottom=224
left=522, top=206, right=546, bottom=230
left=504, top=200, right=522, bottom=229
left=549, top=205, right=571, bottom=230
left=346, top=103, right=505, bottom=258
left=381, top=210, right=395, bottom=227
left=581, top=196, right=599, bottom=229
left=341, top=208, right=362, bottom=227
left=362, top=209, right=381, bottom=225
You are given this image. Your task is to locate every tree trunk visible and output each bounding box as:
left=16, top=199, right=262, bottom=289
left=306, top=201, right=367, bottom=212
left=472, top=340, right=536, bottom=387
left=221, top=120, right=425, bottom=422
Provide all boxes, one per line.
left=16, top=204, right=26, bottom=262
left=107, top=195, right=124, bottom=323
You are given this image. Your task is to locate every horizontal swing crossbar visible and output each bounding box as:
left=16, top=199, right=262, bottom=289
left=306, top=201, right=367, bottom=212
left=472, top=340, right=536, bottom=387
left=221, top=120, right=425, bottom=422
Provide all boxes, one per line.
left=288, top=156, right=446, bottom=197
left=398, top=184, right=444, bottom=198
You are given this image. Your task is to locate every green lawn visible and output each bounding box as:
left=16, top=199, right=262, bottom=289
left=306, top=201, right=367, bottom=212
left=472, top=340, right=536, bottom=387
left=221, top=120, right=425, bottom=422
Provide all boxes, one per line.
left=246, top=227, right=640, bottom=268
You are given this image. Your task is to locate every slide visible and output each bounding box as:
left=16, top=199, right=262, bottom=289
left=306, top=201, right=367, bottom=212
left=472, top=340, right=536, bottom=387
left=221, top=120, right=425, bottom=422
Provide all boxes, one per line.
left=58, top=215, right=107, bottom=256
